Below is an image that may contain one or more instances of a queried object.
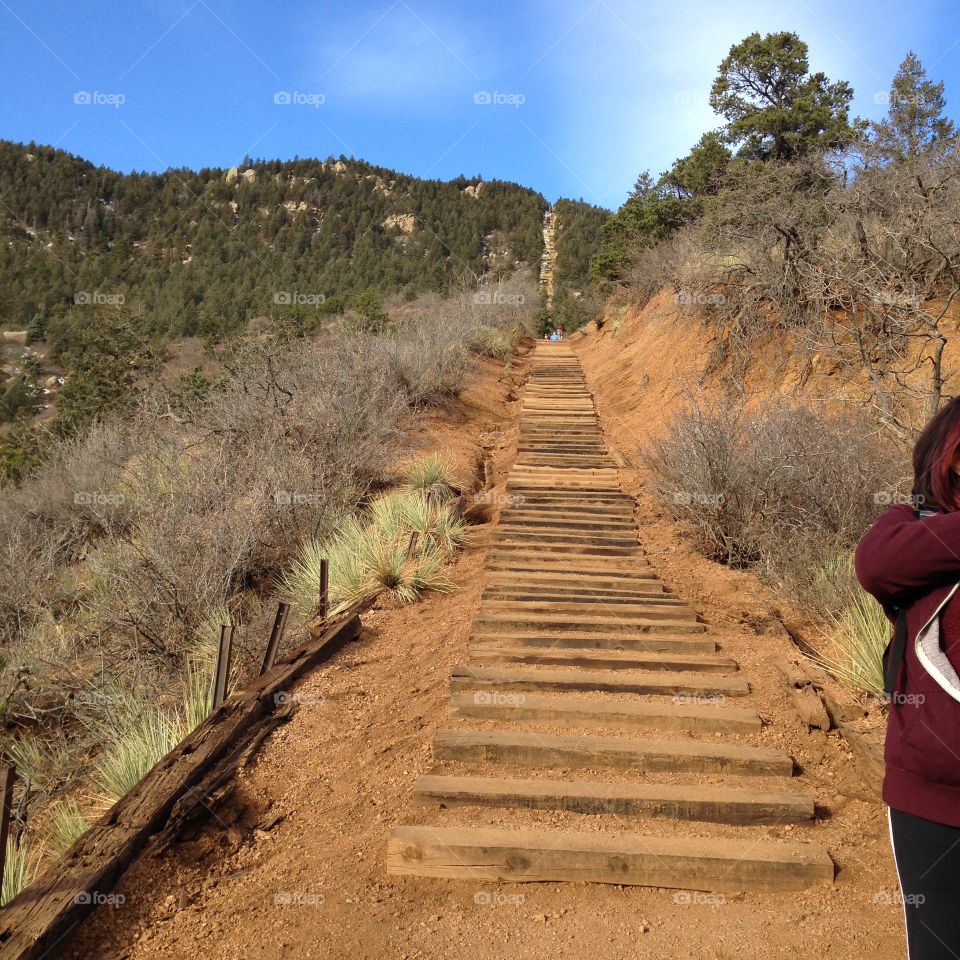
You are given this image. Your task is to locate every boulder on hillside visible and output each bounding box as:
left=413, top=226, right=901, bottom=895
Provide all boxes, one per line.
left=382, top=213, right=416, bottom=234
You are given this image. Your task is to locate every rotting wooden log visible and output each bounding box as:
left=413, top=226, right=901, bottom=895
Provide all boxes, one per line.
left=152, top=703, right=296, bottom=854
left=775, top=658, right=831, bottom=732
left=0, top=599, right=372, bottom=960
left=837, top=722, right=884, bottom=799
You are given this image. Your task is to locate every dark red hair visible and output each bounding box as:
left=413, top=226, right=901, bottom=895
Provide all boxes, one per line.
left=914, top=396, right=960, bottom=512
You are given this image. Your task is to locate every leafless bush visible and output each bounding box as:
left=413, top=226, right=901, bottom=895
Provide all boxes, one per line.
left=644, top=392, right=902, bottom=603
left=343, top=273, right=538, bottom=405
left=796, top=149, right=960, bottom=439
left=648, top=149, right=960, bottom=436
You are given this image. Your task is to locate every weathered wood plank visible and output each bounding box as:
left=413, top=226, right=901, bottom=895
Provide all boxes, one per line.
left=469, top=631, right=716, bottom=654
left=432, top=729, right=792, bottom=775
left=386, top=826, right=834, bottom=891
left=467, top=644, right=737, bottom=673
left=412, top=774, right=814, bottom=824
left=448, top=690, right=759, bottom=732
left=451, top=664, right=748, bottom=696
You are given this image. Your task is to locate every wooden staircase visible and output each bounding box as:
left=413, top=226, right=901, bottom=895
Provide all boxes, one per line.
left=387, top=341, right=833, bottom=893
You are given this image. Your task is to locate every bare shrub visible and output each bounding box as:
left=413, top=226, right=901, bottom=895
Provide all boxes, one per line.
left=644, top=393, right=902, bottom=603
left=645, top=148, right=960, bottom=437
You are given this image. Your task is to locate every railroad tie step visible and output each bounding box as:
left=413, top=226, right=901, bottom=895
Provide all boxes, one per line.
left=450, top=664, right=748, bottom=696
left=412, top=774, right=814, bottom=824
left=467, top=632, right=718, bottom=654
left=466, top=644, right=738, bottom=673
left=386, top=826, right=834, bottom=892
left=431, top=729, right=792, bottom=776
left=448, top=690, right=758, bottom=732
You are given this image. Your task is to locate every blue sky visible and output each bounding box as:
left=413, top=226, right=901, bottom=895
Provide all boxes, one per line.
left=2, top=0, right=959, bottom=209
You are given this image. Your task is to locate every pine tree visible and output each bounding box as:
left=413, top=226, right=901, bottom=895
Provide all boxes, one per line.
left=871, top=52, right=955, bottom=161
left=710, top=32, right=854, bottom=161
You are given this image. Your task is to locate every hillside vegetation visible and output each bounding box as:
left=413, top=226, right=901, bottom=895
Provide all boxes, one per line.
left=0, top=271, right=539, bottom=900
left=582, top=34, right=960, bottom=690
left=0, top=140, right=554, bottom=895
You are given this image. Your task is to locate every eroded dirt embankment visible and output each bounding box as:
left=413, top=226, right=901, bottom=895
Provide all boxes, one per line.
left=66, top=336, right=903, bottom=960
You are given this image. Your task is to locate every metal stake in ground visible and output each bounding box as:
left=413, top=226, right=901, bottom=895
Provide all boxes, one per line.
left=211, top=624, right=235, bottom=710
left=0, top=766, right=17, bottom=893
left=260, top=602, right=290, bottom=676
left=318, top=558, right=329, bottom=625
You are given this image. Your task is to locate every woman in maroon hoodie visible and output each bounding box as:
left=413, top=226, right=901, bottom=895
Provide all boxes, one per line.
left=856, top=397, right=960, bottom=959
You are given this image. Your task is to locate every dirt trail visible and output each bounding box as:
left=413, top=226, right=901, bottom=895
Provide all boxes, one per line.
left=67, top=344, right=903, bottom=960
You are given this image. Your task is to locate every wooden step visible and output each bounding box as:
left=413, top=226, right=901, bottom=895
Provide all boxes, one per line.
left=484, top=543, right=645, bottom=558
left=485, top=569, right=662, bottom=586
left=468, top=632, right=717, bottom=653
left=467, top=645, right=736, bottom=673
left=496, top=516, right=635, bottom=531
left=451, top=665, right=749, bottom=697
left=432, top=729, right=791, bottom=775
left=474, top=613, right=705, bottom=635
left=483, top=581, right=663, bottom=597
left=387, top=826, right=833, bottom=891
left=449, top=690, right=757, bottom=732
left=514, top=458, right=618, bottom=469
left=484, top=559, right=654, bottom=577
left=412, top=774, right=813, bottom=824
left=491, top=530, right=638, bottom=548
left=507, top=482, right=623, bottom=494
left=479, top=600, right=694, bottom=619
left=501, top=508, right=631, bottom=519
left=482, top=587, right=669, bottom=603
left=503, top=491, right=633, bottom=505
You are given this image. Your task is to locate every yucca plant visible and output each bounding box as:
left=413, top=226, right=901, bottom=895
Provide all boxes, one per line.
left=810, top=564, right=889, bottom=697
left=4, top=736, right=70, bottom=792
left=282, top=515, right=456, bottom=616
left=2, top=836, right=42, bottom=907
left=370, top=489, right=470, bottom=553
left=182, top=655, right=214, bottom=733
left=396, top=491, right=470, bottom=552
left=368, top=490, right=415, bottom=541
left=282, top=518, right=376, bottom=617
left=44, top=799, right=89, bottom=858
left=90, top=698, right=182, bottom=802
left=401, top=453, right=456, bottom=502
left=359, top=528, right=446, bottom=600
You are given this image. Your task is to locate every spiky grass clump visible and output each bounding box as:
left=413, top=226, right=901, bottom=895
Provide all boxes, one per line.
left=283, top=518, right=374, bottom=618
left=44, top=799, right=89, bottom=858
left=4, top=736, right=70, bottom=791
left=2, top=837, right=42, bottom=907
left=401, top=453, right=456, bottom=502
left=183, top=655, right=214, bottom=734
left=282, top=508, right=456, bottom=617
left=90, top=694, right=183, bottom=802
left=372, top=490, right=470, bottom=553
left=809, top=561, right=888, bottom=697
left=282, top=459, right=466, bottom=616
